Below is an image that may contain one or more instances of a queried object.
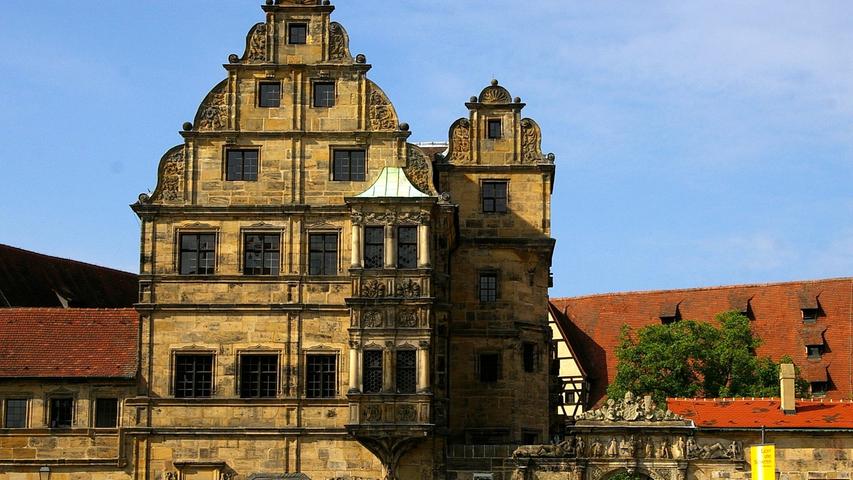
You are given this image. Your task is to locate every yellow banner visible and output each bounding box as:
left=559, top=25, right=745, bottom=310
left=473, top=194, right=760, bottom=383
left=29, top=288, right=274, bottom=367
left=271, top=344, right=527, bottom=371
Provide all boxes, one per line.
left=751, top=444, right=775, bottom=480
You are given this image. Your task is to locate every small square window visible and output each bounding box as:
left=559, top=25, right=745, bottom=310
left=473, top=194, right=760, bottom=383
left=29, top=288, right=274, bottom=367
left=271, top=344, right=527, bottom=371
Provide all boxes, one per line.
left=4, top=399, right=27, bottom=429
left=478, top=353, right=500, bottom=383
left=487, top=119, right=502, bottom=139
left=482, top=181, right=508, bottom=213
left=179, top=233, right=216, bottom=275
left=240, top=354, right=279, bottom=399
left=564, top=391, right=576, bottom=405
left=309, top=233, right=338, bottom=276
left=807, top=345, right=824, bottom=360
left=306, top=354, right=337, bottom=398
left=226, top=149, right=259, bottom=181
left=397, top=226, right=418, bottom=269
left=802, top=308, right=819, bottom=323
left=243, top=233, right=280, bottom=275
left=479, top=272, right=498, bottom=302
left=363, top=350, right=383, bottom=394
left=258, top=82, right=281, bottom=108
left=49, top=398, right=73, bottom=428
left=811, top=381, right=828, bottom=396
left=174, top=354, right=214, bottom=398
left=332, top=150, right=366, bottom=181
left=314, top=82, right=335, bottom=108
left=94, top=398, right=118, bottom=428
left=288, top=23, right=308, bottom=44
left=522, top=342, right=537, bottom=373
left=363, top=226, right=385, bottom=269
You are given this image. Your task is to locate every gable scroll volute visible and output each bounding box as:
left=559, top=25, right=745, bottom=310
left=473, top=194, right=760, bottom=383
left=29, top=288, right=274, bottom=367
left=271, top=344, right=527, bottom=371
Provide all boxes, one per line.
left=241, top=22, right=269, bottom=64
left=139, top=145, right=187, bottom=205
left=194, top=80, right=230, bottom=132
left=520, top=118, right=545, bottom=164
left=366, top=80, right=399, bottom=131
left=445, top=118, right=471, bottom=164
left=328, top=22, right=353, bottom=63
left=405, top=144, right=438, bottom=195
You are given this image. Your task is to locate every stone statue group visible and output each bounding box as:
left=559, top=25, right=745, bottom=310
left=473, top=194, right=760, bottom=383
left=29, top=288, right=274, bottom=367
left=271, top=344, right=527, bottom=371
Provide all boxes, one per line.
left=513, top=435, right=743, bottom=461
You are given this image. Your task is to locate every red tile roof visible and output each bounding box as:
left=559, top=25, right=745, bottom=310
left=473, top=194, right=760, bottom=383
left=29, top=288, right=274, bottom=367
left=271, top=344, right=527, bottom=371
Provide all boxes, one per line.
left=550, top=278, right=853, bottom=406
left=0, top=244, right=138, bottom=308
left=668, top=398, right=853, bottom=429
left=0, top=308, right=139, bottom=379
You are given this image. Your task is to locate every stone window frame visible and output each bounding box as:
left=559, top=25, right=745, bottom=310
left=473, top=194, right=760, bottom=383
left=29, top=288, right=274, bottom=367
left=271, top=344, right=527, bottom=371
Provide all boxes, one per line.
left=239, top=228, right=285, bottom=276
left=306, top=229, right=341, bottom=277
left=2, top=397, right=29, bottom=429
left=92, top=397, right=120, bottom=429
left=312, top=79, right=337, bottom=108
left=44, top=391, right=76, bottom=429
left=170, top=349, right=217, bottom=399
left=480, top=179, right=509, bottom=214
left=223, top=146, right=261, bottom=182
left=329, top=146, right=368, bottom=182
left=522, top=341, right=539, bottom=373
left=236, top=349, right=282, bottom=399
left=303, top=348, right=341, bottom=399
left=361, top=344, right=385, bottom=394
left=174, top=227, right=220, bottom=276
left=806, top=343, right=825, bottom=360
left=478, top=269, right=500, bottom=303
left=486, top=118, right=502, bottom=139
left=257, top=80, right=283, bottom=108
left=363, top=225, right=385, bottom=269
left=287, top=21, right=309, bottom=45
left=394, top=345, right=418, bottom=394
left=476, top=350, right=502, bottom=384
left=396, top=224, right=419, bottom=270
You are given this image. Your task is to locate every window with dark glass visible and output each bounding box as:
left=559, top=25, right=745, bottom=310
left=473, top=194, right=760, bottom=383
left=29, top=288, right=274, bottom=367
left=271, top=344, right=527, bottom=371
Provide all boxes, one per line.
left=565, top=391, right=576, bottom=405
left=811, top=381, right=828, bottom=395
left=487, top=119, right=502, bottom=139
left=49, top=398, right=73, bottom=428
left=478, top=353, right=500, bottom=383
left=363, top=350, right=383, bottom=394
left=522, top=342, right=537, bottom=373
left=174, top=354, right=213, bottom=398
left=363, top=227, right=384, bottom=269
left=288, top=23, right=307, bottom=44
left=479, top=272, right=498, bottom=302
left=522, top=431, right=539, bottom=445
left=306, top=354, right=337, bottom=398
left=3, top=399, right=27, bottom=428
left=258, top=82, right=281, bottom=108
left=226, top=149, right=259, bottom=181
left=244, top=233, right=280, bottom=275
left=482, top=181, right=508, bottom=213
left=179, top=233, right=216, bottom=275
left=313, top=81, right=335, bottom=107
left=802, top=308, right=819, bottom=323
left=807, top=345, right=824, bottom=360
left=240, top=354, right=278, bottom=398
left=397, top=226, right=418, bottom=269
left=396, top=350, right=417, bottom=394
left=332, top=149, right=365, bottom=181
left=309, top=233, right=338, bottom=276
left=94, top=398, right=118, bottom=428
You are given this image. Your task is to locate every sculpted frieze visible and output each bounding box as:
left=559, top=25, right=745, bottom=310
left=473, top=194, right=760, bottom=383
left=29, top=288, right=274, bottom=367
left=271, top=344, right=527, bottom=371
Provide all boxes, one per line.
left=328, top=22, right=352, bottom=61
left=448, top=119, right=471, bottom=163
left=361, top=280, right=386, bottom=298
left=244, top=23, right=268, bottom=63
left=575, top=392, right=684, bottom=423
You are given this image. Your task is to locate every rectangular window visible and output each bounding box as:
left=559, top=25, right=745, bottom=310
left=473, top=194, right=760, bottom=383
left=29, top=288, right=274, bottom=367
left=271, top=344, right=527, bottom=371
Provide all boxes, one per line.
left=226, top=149, right=259, bottom=181
left=565, top=391, right=576, bottom=405
left=396, top=350, right=417, bottom=394
left=174, top=354, right=214, bottom=398
left=482, top=181, right=508, bottom=213
left=258, top=82, right=281, bottom=108
left=308, top=233, right=338, bottom=276
left=811, top=381, right=828, bottom=395
left=332, top=149, right=366, bottom=181
left=478, top=353, right=500, bottom=383
left=522, top=342, right=537, bottom=373
left=807, top=345, right=824, bottom=360
left=240, top=354, right=278, bottom=399
left=49, top=398, right=73, bottom=428
left=522, top=431, right=539, bottom=445
left=802, top=308, right=819, bottom=323
left=306, top=354, right=337, bottom=399
left=179, top=233, right=216, bottom=275
left=243, top=233, right=281, bottom=275
left=479, top=272, right=498, bottom=302
left=363, top=350, right=383, bottom=394
left=487, top=119, right=502, bottom=139
left=288, top=23, right=308, bottom=44
left=94, top=398, right=118, bottom=428
left=313, top=81, right=335, bottom=107
left=3, top=399, right=27, bottom=428
left=397, top=226, right=418, bottom=269
left=363, top=226, right=385, bottom=269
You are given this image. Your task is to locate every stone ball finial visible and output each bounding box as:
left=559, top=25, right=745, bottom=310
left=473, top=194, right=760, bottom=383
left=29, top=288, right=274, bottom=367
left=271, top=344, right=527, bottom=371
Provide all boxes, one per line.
left=322, top=0, right=331, bottom=4
left=138, top=193, right=150, bottom=204
left=490, top=79, right=499, bottom=86
left=547, top=153, right=556, bottom=162
left=399, top=122, right=410, bottom=132
left=265, top=0, right=274, bottom=5
left=355, top=54, right=366, bottom=64
left=182, top=122, right=194, bottom=132
left=228, top=54, right=240, bottom=64
left=469, top=96, right=478, bottom=103
left=514, top=97, right=522, bottom=103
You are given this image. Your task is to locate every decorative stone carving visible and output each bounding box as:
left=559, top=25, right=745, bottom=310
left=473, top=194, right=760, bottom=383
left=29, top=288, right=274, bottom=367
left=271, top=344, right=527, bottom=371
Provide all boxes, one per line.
left=397, top=310, right=418, bottom=328
left=606, top=438, right=618, bottom=457
left=363, top=310, right=383, bottom=328
left=684, top=439, right=743, bottom=460
left=659, top=437, right=673, bottom=459
left=589, top=439, right=603, bottom=457
left=394, top=279, right=421, bottom=298
left=363, top=405, right=382, bottom=422
left=479, top=84, right=512, bottom=104
left=328, top=22, right=352, bottom=61
left=361, top=280, right=386, bottom=298
left=396, top=404, right=416, bottom=422
left=197, top=82, right=228, bottom=131
left=155, top=147, right=185, bottom=202
left=367, top=82, right=397, bottom=131
left=619, top=436, right=635, bottom=457
left=221, top=473, right=235, bottom=480
left=521, top=118, right=543, bottom=163
left=245, top=23, right=268, bottom=63
left=644, top=438, right=656, bottom=458
left=397, top=210, right=430, bottom=225
left=575, top=392, right=683, bottom=422
left=361, top=211, right=396, bottom=226
left=404, top=145, right=436, bottom=195
left=448, top=119, right=470, bottom=163
left=164, top=473, right=177, bottom=480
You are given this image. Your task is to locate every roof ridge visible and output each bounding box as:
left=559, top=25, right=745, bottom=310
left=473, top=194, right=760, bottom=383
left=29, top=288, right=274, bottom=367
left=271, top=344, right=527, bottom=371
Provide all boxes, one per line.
left=0, top=244, right=136, bottom=276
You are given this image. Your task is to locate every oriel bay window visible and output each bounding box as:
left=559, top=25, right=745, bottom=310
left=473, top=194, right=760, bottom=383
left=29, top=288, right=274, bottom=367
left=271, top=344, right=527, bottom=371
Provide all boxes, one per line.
left=362, top=350, right=383, bottom=394
left=363, top=226, right=384, bottom=269
left=244, top=233, right=281, bottom=275
left=226, top=149, right=259, bottom=181
left=174, top=354, right=214, bottom=398
left=309, top=233, right=338, bottom=275
left=306, top=354, right=337, bottom=398
left=240, top=354, right=278, bottom=398
left=179, top=233, right=216, bottom=275
left=396, top=350, right=417, bottom=394
left=397, top=226, right=418, bottom=269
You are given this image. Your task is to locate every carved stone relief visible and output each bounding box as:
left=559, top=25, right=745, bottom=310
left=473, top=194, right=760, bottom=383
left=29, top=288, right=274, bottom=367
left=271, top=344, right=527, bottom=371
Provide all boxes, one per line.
left=394, top=279, right=421, bottom=298
left=197, top=83, right=229, bottom=131
left=363, top=310, right=384, bottom=328
left=396, top=404, right=417, bottom=422
left=575, top=392, right=683, bottom=422
left=245, top=23, right=268, bottom=63
left=157, top=147, right=185, bottom=202
left=521, top=119, right=543, bottom=163
left=479, top=85, right=512, bottom=104
left=328, top=22, right=352, bottom=61
left=367, top=83, right=397, bottom=131
left=361, top=280, right=386, bottom=298
left=449, top=120, right=470, bottom=163
left=404, top=145, right=435, bottom=195
left=363, top=405, right=382, bottom=423
left=397, top=310, right=418, bottom=328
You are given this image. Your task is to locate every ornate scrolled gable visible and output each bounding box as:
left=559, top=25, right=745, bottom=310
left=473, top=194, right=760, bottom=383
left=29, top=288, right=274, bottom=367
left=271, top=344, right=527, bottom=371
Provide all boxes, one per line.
left=242, top=22, right=269, bottom=64
left=404, top=144, right=437, bottom=195
left=520, top=118, right=544, bottom=163
left=366, top=80, right=398, bottom=131
left=328, top=22, right=353, bottom=63
left=478, top=81, right=512, bottom=104
left=142, top=145, right=186, bottom=204
left=445, top=118, right=471, bottom=164
left=194, top=80, right=230, bottom=131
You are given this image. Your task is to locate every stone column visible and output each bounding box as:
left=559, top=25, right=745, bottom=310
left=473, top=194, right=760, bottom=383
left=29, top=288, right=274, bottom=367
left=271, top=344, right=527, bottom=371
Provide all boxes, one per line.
left=350, top=224, right=363, bottom=268
left=348, top=341, right=360, bottom=393
left=417, top=224, right=430, bottom=268
left=418, top=341, right=430, bottom=392
left=383, top=341, right=395, bottom=392
left=384, top=225, right=395, bottom=269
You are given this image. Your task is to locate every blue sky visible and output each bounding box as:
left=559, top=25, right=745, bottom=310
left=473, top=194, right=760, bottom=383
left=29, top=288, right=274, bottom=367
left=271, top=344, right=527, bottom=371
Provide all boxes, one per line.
left=1, top=1, right=852, bottom=297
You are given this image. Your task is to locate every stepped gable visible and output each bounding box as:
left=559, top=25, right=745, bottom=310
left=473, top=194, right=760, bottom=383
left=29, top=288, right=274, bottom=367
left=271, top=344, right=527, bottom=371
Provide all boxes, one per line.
left=551, top=277, right=853, bottom=405
left=0, top=308, right=139, bottom=379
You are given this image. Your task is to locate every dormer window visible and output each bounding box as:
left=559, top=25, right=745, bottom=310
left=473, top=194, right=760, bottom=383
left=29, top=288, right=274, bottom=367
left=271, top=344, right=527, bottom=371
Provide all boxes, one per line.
left=660, top=302, right=682, bottom=325
left=802, top=308, right=819, bottom=323
left=288, top=23, right=308, bottom=44
left=807, top=344, right=824, bottom=360
left=487, top=119, right=502, bottom=139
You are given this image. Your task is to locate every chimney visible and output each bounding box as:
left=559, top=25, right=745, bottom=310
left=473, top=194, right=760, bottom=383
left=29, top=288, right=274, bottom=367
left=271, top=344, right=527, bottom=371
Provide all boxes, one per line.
left=780, top=363, right=796, bottom=414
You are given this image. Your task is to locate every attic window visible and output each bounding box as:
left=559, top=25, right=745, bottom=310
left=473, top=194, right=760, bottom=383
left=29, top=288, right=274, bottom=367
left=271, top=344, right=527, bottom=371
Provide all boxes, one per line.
left=660, top=302, right=682, bottom=325
left=806, top=345, right=824, bottom=360
left=732, top=297, right=754, bottom=320
left=487, top=119, right=502, bottom=139
left=810, top=381, right=828, bottom=396
left=802, top=308, right=819, bottom=323
left=288, top=23, right=307, bottom=44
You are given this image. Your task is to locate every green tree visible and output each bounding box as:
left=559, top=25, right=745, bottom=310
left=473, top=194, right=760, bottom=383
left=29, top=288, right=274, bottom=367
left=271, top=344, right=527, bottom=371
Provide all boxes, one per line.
left=608, top=311, right=806, bottom=403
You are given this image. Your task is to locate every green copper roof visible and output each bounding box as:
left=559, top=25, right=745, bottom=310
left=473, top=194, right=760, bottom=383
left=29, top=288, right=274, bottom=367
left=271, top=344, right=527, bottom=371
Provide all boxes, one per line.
left=355, top=167, right=429, bottom=198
